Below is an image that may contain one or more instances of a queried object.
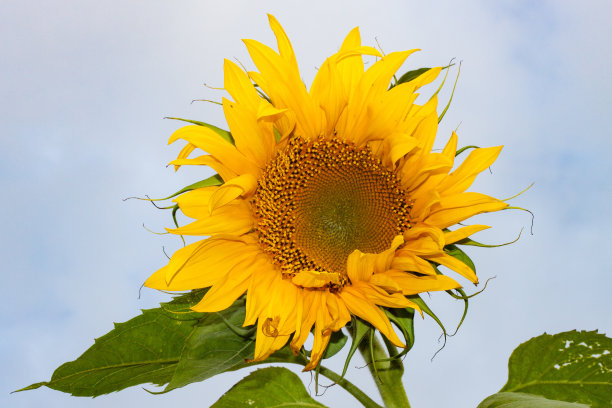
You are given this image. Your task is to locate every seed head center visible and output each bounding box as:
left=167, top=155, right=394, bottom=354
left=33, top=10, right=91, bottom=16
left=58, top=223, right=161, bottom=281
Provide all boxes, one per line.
left=252, top=137, right=411, bottom=282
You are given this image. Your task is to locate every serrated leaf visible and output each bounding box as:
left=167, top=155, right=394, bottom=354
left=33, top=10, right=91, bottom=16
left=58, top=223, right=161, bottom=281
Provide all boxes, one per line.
left=477, top=392, right=589, bottom=408
left=212, top=367, right=326, bottom=408
left=492, top=330, right=612, bottom=408
left=165, top=295, right=308, bottom=392
left=18, top=290, right=313, bottom=397
left=164, top=297, right=256, bottom=391
left=18, top=292, right=205, bottom=396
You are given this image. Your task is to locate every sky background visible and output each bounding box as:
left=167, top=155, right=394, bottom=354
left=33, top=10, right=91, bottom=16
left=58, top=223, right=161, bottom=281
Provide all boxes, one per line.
left=2, top=1, right=611, bottom=407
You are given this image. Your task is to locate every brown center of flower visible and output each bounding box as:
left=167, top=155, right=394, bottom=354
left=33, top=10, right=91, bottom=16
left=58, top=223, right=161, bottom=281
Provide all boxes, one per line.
left=252, top=137, right=411, bottom=282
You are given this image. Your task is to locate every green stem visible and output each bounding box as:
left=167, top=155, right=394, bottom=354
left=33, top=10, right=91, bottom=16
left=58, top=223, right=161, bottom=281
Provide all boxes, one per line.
left=317, top=365, right=384, bottom=408
left=247, top=351, right=382, bottom=407
left=358, top=334, right=411, bottom=408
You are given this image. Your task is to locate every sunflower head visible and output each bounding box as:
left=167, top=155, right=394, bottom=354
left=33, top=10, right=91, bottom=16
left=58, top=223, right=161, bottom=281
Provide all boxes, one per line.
left=145, top=14, right=508, bottom=370
left=253, top=136, right=412, bottom=282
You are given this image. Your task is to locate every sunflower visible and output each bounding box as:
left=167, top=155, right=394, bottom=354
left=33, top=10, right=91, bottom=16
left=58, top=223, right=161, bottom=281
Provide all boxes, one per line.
left=144, top=15, right=507, bottom=370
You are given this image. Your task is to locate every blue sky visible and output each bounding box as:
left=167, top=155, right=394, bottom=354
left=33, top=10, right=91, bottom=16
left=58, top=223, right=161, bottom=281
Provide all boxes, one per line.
left=2, top=1, right=611, bottom=407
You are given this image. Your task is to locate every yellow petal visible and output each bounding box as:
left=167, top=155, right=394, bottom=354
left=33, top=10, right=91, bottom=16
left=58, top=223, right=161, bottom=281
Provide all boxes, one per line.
left=144, top=235, right=259, bottom=291
left=399, top=134, right=453, bottom=195
left=352, top=281, right=416, bottom=309
left=208, top=173, right=257, bottom=213
left=244, top=264, right=277, bottom=326
left=252, top=316, right=291, bottom=362
left=304, top=292, right=351, bottom=370
left=443, top=131, right=459, bottom=161
left=384, top=132, right=418, bottom=166
left=381, top=270, right=462, bottom=295
left=305, top=309, right=331, bottom=370
left=169, top=125, right=259, bottom=176
left=191, top=256, right=261, bottom=312
left=403, top=225, right=445, bottom=254
left=426, top=193, right=508, bottom=228
left=222, top=98, right=271, bottom=167
left=444, top=225, right=490, bottom=245
left=438, top=145, right=503, bottom=195
left=290, top=290, right=321, bottom=353
left=250, top=273, right=300, bottom=361
left=243, top=38, right=321, bottom=139
left=426, top=252, right=478, bottom=283
left=173, top=143, right=196, bottom=171
left=343, top=50, right=418, bottom=146
left=336, top=27, right=369, bottom=101
left=390, top=252, right=437, bottom=275
left=168, top=201, right=254, bottom=236
left=346, top=235, right=403, bottom=283
left=144, top=239, right=206, bottom=289
left=407, top=132, right=458, bottom=195
left=409, top=188, right=441, bottom=221
left=411, top=105, right=438, bottom=153
left=340, top=286, right=404, bottom=347
left=310, top=57, right=347, bottom=135
left=256, top=99, right=289, bottom=122
left=223, top=59, right=260, bottom=108
left=409, top=66, right=442, bottom=89
left=304, top=327, right=331, bottom=371
left=325, top=293, right=352, bottom=332
left=367, top=273, right=402, bottom=292
left=267, top=14, right=298, bottom=69
left=368, top=83, right=420, bottom=144
left=292, top=270, right=341, bottom=288
left=168, top=155, right=237, bottom=181
left=346, top=250, right=374, bottom=283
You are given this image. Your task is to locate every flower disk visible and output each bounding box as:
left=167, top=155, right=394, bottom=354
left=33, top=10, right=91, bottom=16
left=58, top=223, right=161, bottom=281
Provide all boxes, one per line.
left=253, top=137, right=412, bottom=281
left=144, top=14, right=509, bottom=370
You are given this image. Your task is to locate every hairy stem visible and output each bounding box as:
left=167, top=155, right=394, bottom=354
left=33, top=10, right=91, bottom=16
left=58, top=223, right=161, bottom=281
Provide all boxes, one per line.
left=358, top=334, right=411, bottom=408
left=317, top=365, right=384, bottom=408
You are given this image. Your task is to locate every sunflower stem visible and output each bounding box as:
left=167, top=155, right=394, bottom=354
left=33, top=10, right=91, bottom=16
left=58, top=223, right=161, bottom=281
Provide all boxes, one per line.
left=317, top=365, right=384, bottom=408
left=358, top=334, right=411, bottom=408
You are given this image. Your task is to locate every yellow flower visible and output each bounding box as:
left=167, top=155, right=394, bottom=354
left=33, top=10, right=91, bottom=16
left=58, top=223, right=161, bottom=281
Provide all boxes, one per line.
left=145, top=15, right=508, bottom=370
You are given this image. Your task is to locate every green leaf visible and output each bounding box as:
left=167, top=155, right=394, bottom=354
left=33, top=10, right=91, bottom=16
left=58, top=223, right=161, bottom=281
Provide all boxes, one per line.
left=437, top=62, right=460, bottom=124
left=17, top=290, right=315, bottom=397
left=17, top=292, right=206, bottom=396
left=212, top=367, right=326, bottom=408
left=482, top=330, right=612, bottom=408
left=408, top=295, right=447, bottom=340
left=164, top=297, right=256, bottom=391
left=455, top=145, right=479, bottom=157
left=477, top=392, right=589, bottom=408
left=165, top=116, right=234, bottom=144
left=456, top=228, right=522, bottom=248
left=322, top=329, right=348, bottom=360
left=391, top=67, right=432, bottom=88
left=385, top=307, right=415, bottom=358
left=273, top=127, right=282, bottom=143
left=147, top=173, right=224, bottom=202
left=444, top=244, right=476, bottom=272
left=341, top=317, right=372, bottom=378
